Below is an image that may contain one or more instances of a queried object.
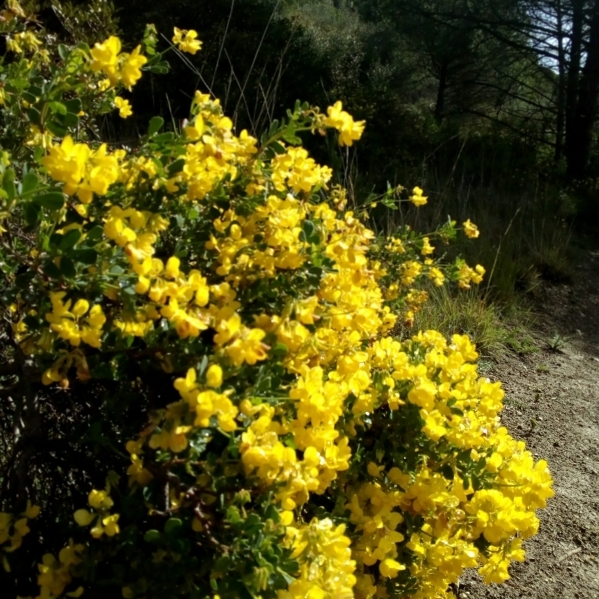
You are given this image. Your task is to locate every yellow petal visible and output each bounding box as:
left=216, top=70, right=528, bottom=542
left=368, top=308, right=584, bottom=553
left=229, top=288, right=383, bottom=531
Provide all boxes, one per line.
left=73, top=509, right=95, bottom=526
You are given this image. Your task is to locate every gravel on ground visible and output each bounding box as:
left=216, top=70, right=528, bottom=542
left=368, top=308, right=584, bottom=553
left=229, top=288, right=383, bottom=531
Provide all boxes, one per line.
left=459, top=245, right=599, bottom=599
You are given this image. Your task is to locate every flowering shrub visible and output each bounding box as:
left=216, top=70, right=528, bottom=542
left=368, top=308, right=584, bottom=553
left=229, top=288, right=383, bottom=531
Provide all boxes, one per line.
left=0, top=3, right=553, bottom=599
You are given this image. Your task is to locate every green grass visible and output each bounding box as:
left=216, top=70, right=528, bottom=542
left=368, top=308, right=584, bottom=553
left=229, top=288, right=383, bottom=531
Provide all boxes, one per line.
left=412, top=286, right=536, bottom=358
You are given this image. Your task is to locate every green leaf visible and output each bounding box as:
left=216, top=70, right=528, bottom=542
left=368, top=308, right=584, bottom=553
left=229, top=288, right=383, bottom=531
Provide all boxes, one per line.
left=143, top=529, right=161, bottom=544
left=154, top=132, right=175, bottom=144
left=148, top=61, right=169, bottom=74
left=25, top=107, right=41, bottom=125
left=281, top=129, right=301, bottom=145
left=58, top=44, right=70, bottom=60
left=60, top=257, right=76, bottom=278
left=268, top=119, right=280, bottom=139
left=149, top=65, right=169, bottom=74
left=262, top=146, right=276, bottom=160
left=23, top=202, right=40, bottom=227
left=64, top=99, right=82, bottom=114
left=21, top=172, right=39, bottom=196
left=164, top=518, right=183, bottom=535
left=59, top=229, right=82, bottom=251
left=50, top=232, right=63, bottom=248
left=33, top=192, right=65, bottom=210
left=197, top=355, right=209, bottom=377
left=148, top=116, right=164, bottom=136
left=172, top=538, right=191, bottom=554
left=42, top=259, right=62, bottom=279
left=62, top=112, right=79, bottom=128
left=70, top=249, right=98, bottom=265
left=49, top=101, right=67, bottom=115
left=270, top=141, right=286, bottom=154
left=300, top=220, right=319, bottom=244
left=168, top=158, right=185, bottom=175
left=271, top=342, right=288, bottom=359
left=46, top=120, right=68, bottom=137
left=85, top=225, right=104, bottom=243
left=2, top=169, right=16, bottom=201
left=22, top=91, right=37, bottom=104
left=226, top=506, right=242, bottom=524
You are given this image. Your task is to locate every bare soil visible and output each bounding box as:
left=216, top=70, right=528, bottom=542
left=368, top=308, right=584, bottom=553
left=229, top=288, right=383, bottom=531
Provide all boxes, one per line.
left=459, top=244, right=599, bottom=599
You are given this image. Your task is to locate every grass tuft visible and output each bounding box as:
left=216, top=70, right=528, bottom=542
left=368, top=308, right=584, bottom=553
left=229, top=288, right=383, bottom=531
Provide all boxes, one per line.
left=413, top=286, right=536, bottom=358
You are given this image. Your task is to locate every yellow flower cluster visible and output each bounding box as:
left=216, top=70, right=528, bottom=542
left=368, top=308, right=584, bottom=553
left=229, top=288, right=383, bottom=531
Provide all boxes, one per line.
left=42, top=136, right=123, bottom=204
left=343, top=331, right=553, bottom=597
left=4, top=27, right=553, bottom=599
left=103, top=206, right=168, bottom=262
left=74, top=488, right=120, bottom=539
left=0, top=501, right=39, bottom=563
left=458, top=263, right=486, bottom=289
left=278, top=517, right=356, bottom=599
left=136, top=93, right=258, bottom=200
left=32, top=540, right=84, bottom=599
left=463, top=219, right=480, bottom=239
left=410, top=186, right=427, bottom=206
left=115, top=96, right=132, bottom=118
left=272, top=147, right=332, bottom=193
left=44, top=292, right=106, bottom=350
left=6, top=29, right=41, bottom=54
left=323, top=101, right=365, bottom=147
left=208, top=194, right=310, bottom=277
left=172, top=27, right=202, bottom=54
left=90, top=35, right=147, bottom=89
left=41, top=348, right=91, bottom=386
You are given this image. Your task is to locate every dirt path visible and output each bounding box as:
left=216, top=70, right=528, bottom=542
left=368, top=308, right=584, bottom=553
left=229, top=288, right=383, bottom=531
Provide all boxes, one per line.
left=459, top=245, right=599, bottom=599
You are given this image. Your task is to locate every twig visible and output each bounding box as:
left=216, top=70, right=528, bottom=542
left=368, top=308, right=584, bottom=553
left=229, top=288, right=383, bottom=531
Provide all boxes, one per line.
left=211, top=0, right=236, bottom=91
left=485, top=206, right=522, bottom=297
left=557, top=547, right=581, bottom=563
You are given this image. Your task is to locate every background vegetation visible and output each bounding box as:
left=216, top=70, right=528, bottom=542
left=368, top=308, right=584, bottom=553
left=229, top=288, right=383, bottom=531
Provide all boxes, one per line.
left=56, top=0, right=597, bottom=312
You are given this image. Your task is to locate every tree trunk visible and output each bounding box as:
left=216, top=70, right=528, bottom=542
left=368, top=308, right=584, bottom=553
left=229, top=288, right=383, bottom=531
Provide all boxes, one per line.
left=435, top=60, right=449, bottom=124
left=554, top=0, right=566, bottom=162
left=564, top=0, right=584, bottom=177
left=567, top=0, right=599, bottom=179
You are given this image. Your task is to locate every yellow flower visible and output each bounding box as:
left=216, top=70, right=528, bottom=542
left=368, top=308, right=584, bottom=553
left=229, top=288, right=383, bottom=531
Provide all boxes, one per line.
left=379, top=558, right=405, bottom=578
left=114, top=97, right=132, bottom=118
left=410, top=186, right=427, bottom=206
left=421, top=237, right=434, bottom=255
left=24, top=501, right=40, bottom=519
left=172, top=28, right=203, bottom=54
left=472, top=264, right=485, bottom=284
left=323, top=101, right=365, bottom=147
left=206, top=364, right=223, bottom=388
left=120, top=46, right=147, bottom=89
left=90, top=35, right=121, bottom=84
left=428, top=266, right=445, bottom=286
left=88, top=489, right=113, bottom=510
left=463, top=219, right=480, bottom=238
